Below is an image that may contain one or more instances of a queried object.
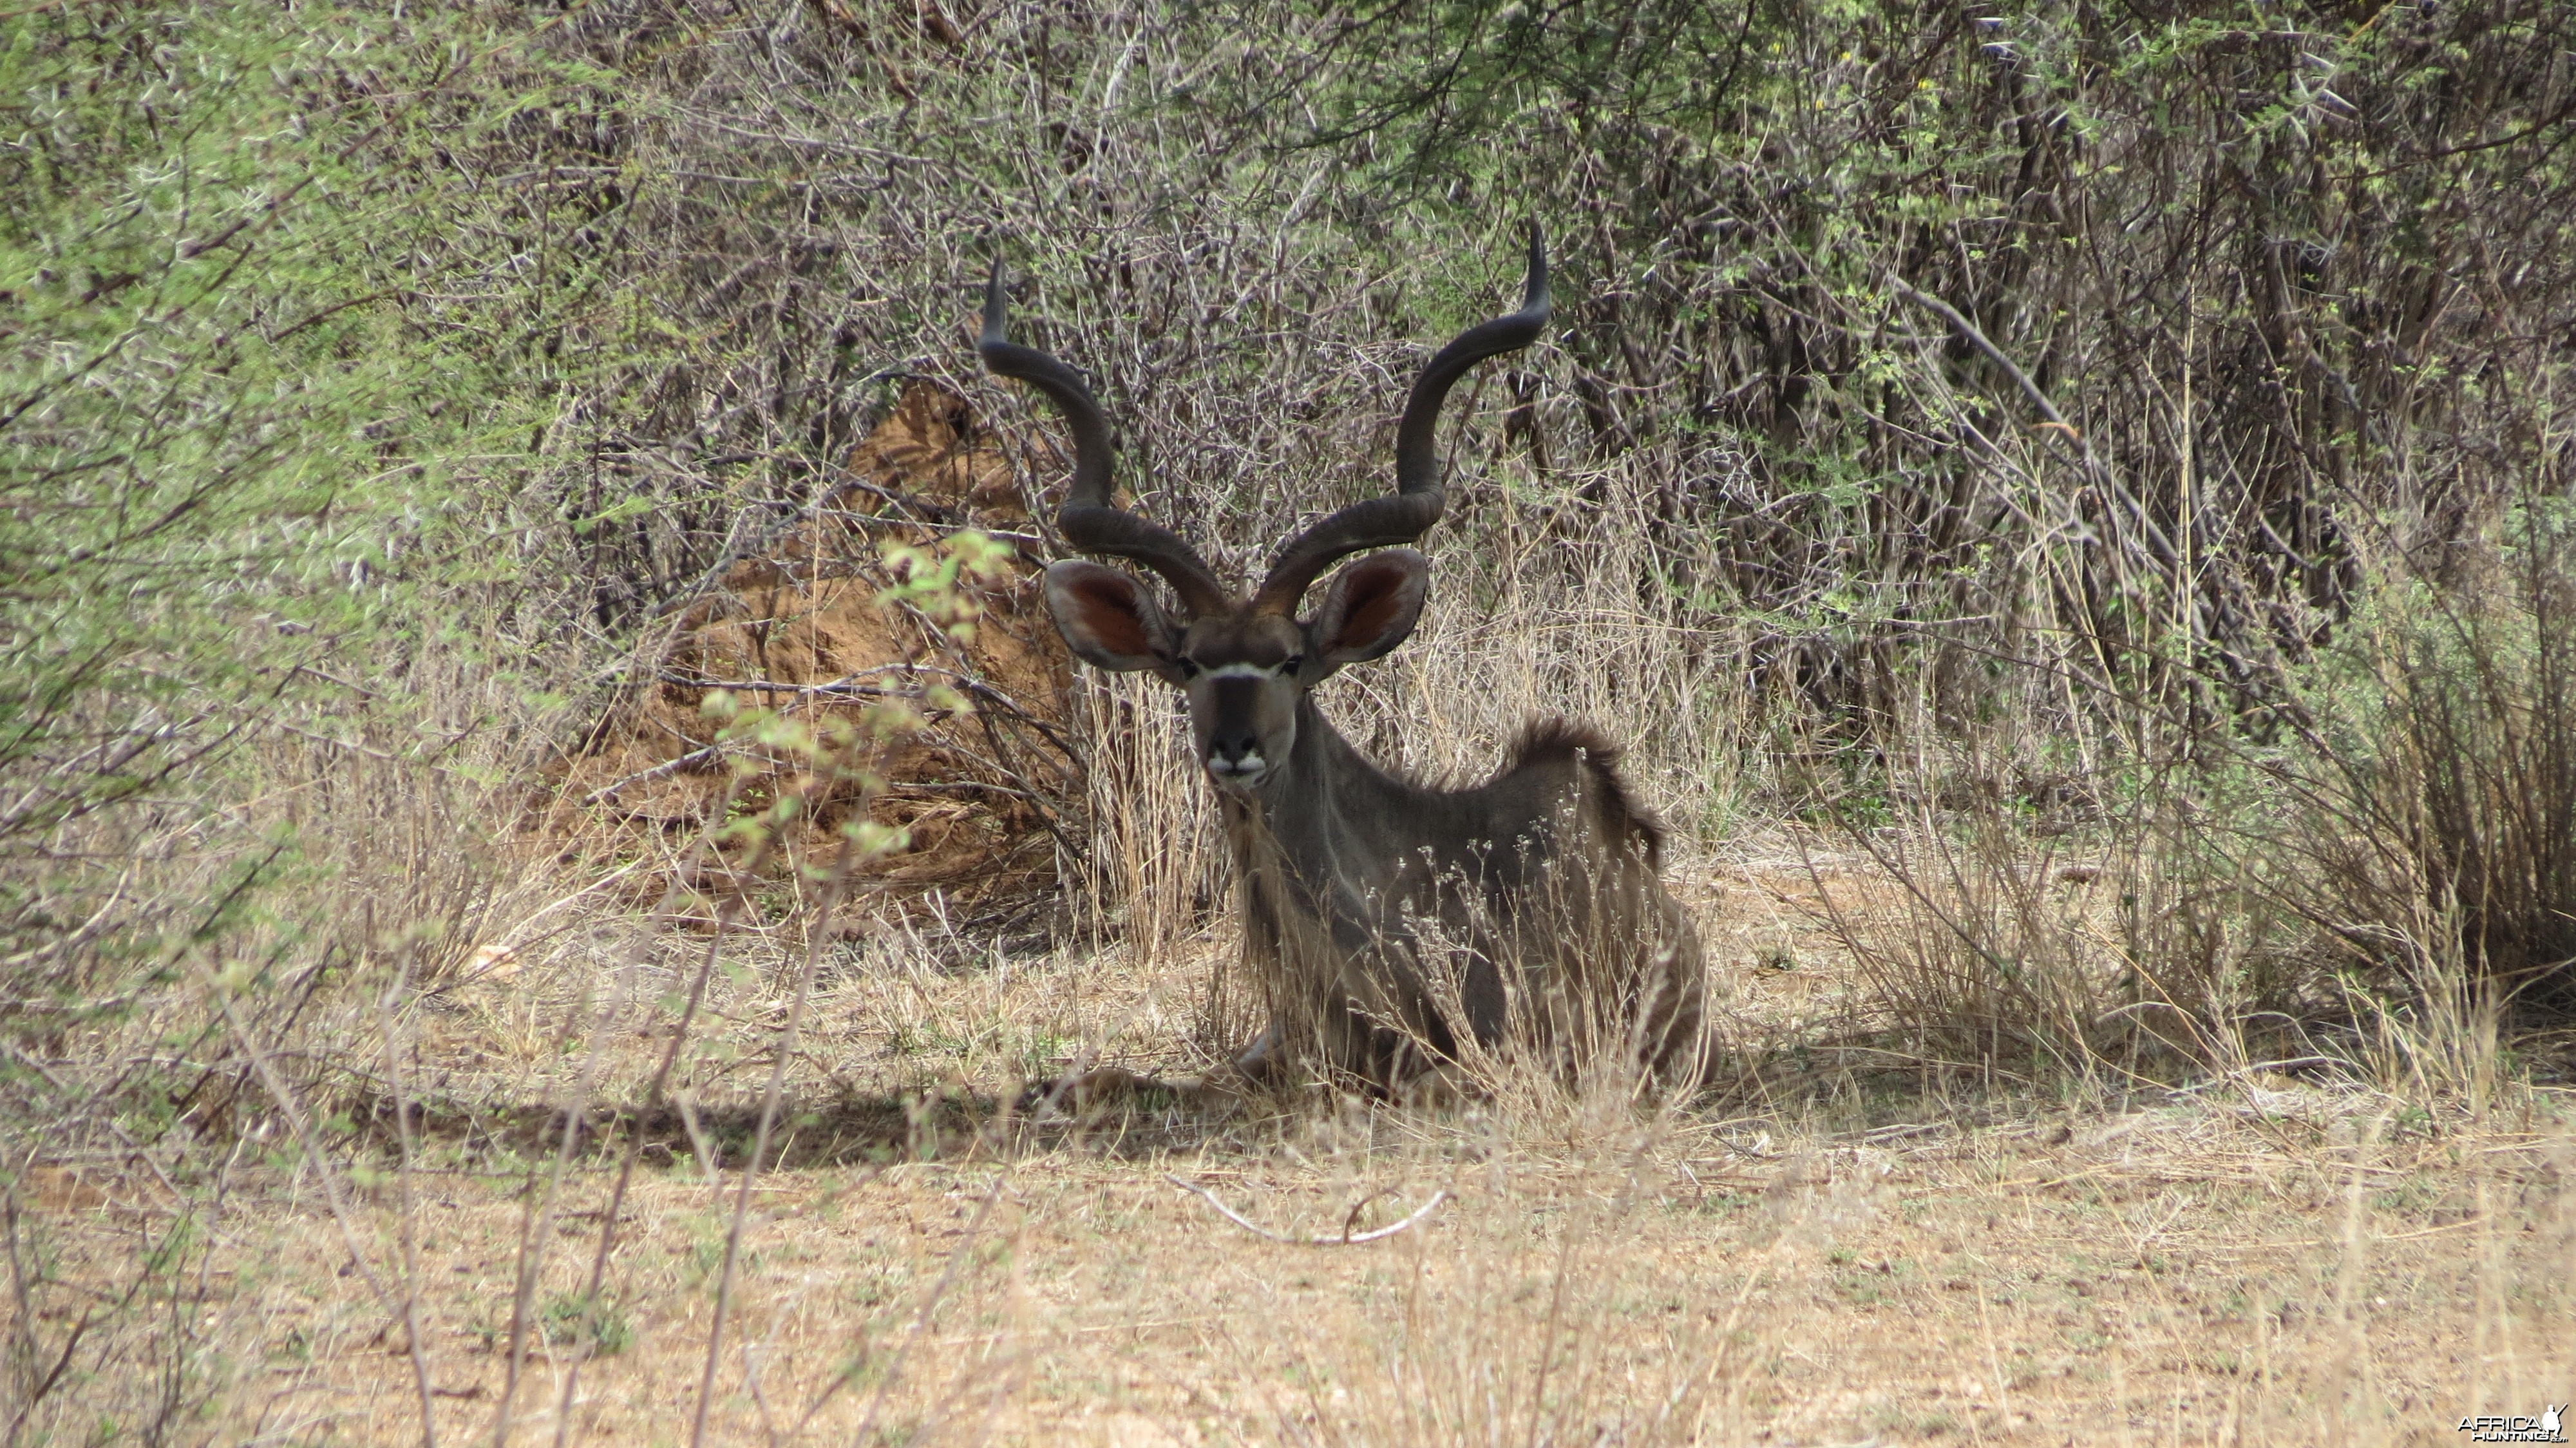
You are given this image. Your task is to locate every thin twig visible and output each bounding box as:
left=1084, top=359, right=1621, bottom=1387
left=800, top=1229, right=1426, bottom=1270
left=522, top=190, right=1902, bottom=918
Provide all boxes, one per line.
left=549, top=776, right=755, bottom=1448
left=194, top=959, right=403, bottom=1326
left=1891, top=278, right=2180, bottom=571
left=578, top=745, right=721, bottom=806
left=824, top=1177, right=1007, bottom=1446
left=690, top=839, right=860, bottom=1448
left=377, top=935, right=440, bottom=1448
left=1160, top=1176, right=1450, bottom=1245
left=490, top=935, right=638, bottom=1448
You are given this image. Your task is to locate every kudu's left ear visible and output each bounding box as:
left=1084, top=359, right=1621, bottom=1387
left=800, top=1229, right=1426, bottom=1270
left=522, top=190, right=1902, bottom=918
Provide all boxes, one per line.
left=1306, top=549, right=1430, bottom=667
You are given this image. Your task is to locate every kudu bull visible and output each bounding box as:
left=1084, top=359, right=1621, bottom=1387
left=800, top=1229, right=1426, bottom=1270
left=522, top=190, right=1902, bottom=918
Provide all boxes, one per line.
left=980, top=231, right=1707, bottom=1090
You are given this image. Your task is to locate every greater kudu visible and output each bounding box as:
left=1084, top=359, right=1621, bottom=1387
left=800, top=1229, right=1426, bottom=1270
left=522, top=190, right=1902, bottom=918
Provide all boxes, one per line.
left=981, top=231, right=1707, bottom=1090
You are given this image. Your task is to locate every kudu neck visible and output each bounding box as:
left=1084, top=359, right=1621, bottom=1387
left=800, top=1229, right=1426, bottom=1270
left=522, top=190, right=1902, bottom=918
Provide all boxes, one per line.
left=1231, top=694, right=1411, bottom=837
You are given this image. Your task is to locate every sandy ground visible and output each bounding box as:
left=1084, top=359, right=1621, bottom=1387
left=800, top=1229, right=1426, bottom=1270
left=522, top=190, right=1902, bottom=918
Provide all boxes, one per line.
left=18, top=855, right=2575, bottom=1446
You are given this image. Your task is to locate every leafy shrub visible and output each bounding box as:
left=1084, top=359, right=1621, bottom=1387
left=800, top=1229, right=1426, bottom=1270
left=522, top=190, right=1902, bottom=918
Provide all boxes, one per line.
left=2246, top=499, right=2576, bottom=1018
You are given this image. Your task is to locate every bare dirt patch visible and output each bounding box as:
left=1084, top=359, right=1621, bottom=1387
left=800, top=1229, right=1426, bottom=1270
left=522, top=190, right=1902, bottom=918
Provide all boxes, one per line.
left=50, top=1073, right=2573, bottom=1445
left=25, top=859, right=2575, bottom=1446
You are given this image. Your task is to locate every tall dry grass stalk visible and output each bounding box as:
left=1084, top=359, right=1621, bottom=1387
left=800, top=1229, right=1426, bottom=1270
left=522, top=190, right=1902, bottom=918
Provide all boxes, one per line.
left=11, top=2, right=2576, bottom=1442
left=1072, top=672, right=1222, bottom=970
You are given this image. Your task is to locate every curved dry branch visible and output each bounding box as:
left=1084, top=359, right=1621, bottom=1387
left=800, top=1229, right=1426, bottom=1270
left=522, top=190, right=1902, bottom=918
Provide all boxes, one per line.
left=1162, top=1175, right=1450, bottom=1245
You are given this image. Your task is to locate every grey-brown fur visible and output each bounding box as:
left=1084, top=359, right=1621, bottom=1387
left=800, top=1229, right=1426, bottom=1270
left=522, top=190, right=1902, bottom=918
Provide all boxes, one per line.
left=1224, top=705, right=1707, bottom=1086
left=981, top=226, right=1710, bottom=1091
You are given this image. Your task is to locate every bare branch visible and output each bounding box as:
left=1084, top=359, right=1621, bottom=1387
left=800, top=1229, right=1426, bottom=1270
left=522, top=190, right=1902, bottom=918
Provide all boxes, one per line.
left=1162, top=1176, right=1450, bottom=1245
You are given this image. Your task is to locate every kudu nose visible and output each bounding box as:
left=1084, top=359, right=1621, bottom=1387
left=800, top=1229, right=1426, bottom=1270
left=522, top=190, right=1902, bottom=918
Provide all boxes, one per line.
left=1209, top=730, right=1260, bottom=767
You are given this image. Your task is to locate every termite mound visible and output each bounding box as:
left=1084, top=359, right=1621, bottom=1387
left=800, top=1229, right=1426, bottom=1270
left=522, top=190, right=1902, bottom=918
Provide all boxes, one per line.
left=552, top=382, right=1076, bottom=938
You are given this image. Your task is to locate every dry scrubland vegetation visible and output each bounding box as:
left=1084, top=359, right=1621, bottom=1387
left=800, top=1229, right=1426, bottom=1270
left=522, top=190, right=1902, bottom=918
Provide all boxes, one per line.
left=7, top=1, right=2576, bottom=1442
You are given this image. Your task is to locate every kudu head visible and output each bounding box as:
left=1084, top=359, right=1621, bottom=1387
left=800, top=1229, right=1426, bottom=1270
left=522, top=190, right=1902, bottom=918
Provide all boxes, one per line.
left=980, top=231, right=1551, bottom=792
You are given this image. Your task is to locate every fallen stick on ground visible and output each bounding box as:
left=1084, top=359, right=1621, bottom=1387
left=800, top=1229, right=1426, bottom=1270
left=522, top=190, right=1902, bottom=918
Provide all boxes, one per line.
left=1164, top=1175, right=1450, bottom=1245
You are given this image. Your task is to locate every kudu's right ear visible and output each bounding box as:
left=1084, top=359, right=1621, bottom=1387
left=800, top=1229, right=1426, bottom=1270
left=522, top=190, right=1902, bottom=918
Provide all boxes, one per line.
left=1042, top=560, right=1184, bottom=681
left=1306, top=549, right=1430, bottom=668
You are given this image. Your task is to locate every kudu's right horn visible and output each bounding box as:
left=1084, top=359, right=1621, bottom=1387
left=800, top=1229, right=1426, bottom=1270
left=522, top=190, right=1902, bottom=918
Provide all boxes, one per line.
left=978, top=258, right=1233, bottom=618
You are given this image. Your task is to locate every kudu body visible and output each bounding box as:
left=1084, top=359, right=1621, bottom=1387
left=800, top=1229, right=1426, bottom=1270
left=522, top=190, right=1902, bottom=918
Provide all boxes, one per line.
left=981, top=233, right=1706, bottom=1088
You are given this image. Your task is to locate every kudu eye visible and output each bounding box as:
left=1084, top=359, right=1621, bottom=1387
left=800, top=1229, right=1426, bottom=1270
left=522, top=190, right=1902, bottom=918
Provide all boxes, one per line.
left=1173, top=657, right=1202, bottom=680
left=1280, top=655, right=1305, bottom=676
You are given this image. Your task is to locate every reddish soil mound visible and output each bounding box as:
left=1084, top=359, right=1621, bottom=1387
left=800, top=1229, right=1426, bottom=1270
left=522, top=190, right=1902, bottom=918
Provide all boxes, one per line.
left=556, top=382, right=1076, bottom=932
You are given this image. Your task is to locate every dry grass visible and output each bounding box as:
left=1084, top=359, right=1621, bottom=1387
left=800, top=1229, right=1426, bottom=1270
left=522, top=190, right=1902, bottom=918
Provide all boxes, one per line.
left=17, top=846, right=2574, bottom=1447
left=17, top=467, right=2571, bottom=1442
left=14, top=6, right=2576, bottom=1445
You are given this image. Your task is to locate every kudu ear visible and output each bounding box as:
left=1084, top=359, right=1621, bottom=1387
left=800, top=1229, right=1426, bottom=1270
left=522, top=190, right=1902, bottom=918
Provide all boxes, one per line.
left=1305, top=549, right=1430, bottom=668
left=1042, top=560, right=1183, bottom=681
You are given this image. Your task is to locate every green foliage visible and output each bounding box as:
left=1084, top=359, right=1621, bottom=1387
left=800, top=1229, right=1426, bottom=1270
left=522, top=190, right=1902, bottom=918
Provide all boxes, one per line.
left=2, top=1, right=2570, bottom=1428
left=1227, top=0, right=2575, bottom=754
left=538, top=1290, right=632, bottom=1356
left=2234, top=496, right=2576, bottom=1013
left=1265, top=0, right=1781, bottom=184
left=0, top=7, right=515, bottom=857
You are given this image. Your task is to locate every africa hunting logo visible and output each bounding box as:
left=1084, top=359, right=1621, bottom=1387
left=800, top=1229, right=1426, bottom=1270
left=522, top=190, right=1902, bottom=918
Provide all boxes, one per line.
left=2458, top=1405, right=2567, bottom=1443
